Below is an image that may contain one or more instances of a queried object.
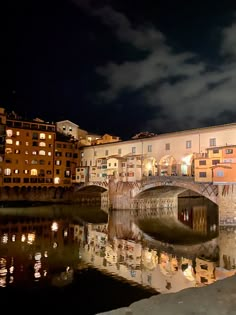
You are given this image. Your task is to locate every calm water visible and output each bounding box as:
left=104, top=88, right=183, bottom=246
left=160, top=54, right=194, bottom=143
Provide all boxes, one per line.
left=0, top=202, right=235, bottom=314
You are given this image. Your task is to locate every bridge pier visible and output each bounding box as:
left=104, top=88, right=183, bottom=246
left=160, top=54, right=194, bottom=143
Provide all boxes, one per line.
left=217, top=184, right=236, bottom=226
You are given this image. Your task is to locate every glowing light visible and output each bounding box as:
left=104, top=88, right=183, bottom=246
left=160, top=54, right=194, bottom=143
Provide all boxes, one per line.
left=53, top=242, right=58, bottom=248
left=27, top=233, right=35, bottom=244
left=51, top=222, right=58, bottom=232
left=34, top=252, right=42, bottom=260
left=54, top=177, right=60, bottom=184
left=182, top=154, right=192, bottom=165
left=21, top=234, right=26, bottom=242
left=11, top=235, right=16, bottom=242
left=2, top=234, right=8, bottom=244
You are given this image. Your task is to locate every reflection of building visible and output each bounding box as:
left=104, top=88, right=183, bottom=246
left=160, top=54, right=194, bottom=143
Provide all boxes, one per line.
left=195, top=257, right=216, bottom=286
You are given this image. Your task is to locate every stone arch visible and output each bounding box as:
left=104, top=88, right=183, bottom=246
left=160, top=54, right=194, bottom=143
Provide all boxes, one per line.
left=158, top=155, right=177, bottom=176
left=142, top=156, right=157, bottom=177
left=178, top=153, right=194, bottom=176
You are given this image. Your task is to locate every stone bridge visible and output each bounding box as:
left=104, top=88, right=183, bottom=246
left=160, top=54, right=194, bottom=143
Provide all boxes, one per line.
left=76, top=176, right=236, bottom=226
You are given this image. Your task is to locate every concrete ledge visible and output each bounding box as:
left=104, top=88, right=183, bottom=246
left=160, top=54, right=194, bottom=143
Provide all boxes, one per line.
left=97, top=275, right=236, bottom=315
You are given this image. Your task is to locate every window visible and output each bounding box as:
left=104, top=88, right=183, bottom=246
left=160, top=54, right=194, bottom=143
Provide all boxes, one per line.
left=165, top=143, right=170, bottom=150
left=39, top=160, right=45, bottom=165
left=5, top=148, right=12, bottom=154
left=132, top=147, right=136, bottom=154
left=209, top=138, right=216, bottom=147
left=16, top=131, right=20, bottom=136
left=39, top=142, right=46, bottom=147
left=39, top=150, right=46, bottom=155
left=48, top=135, right=52, bottom=139
left=63, top=126, right=66, bottom=130
left=32, top=151, right=37, bottom=155
left=25, top=142, right=29, bottom=146
left=32, top=141, right=38, bottom=146
left=105, top=150, right=109, bottom=156
left=24, top=170, right=29, bottom=174
left=55, top=160, right=61, bottom=166
left=32, top=132, right=38, bottom=140
left=6, top=139, right=13, bottom=144
left=225, top=149, right=233, bottom=154
left=48, top=152, right=52, bottom=156
left=56, top=169, right=60, bottom=174
left=6, top=130, right=13, bottom=137
left=14, top=169, right=19, bottom=174
left=4, top=168, right=11, bottom=175
left=69, top=127, right=72, bottom=131
left=186, top=140, right=191, bottom=149
left=15, top=141, right=21, bottom=146
left=39, top=133, right=46, bottom=139
left=199, top=160, right=206, bottom=165
left=56, top=144, right=62, bottom=148
left=118, top=148, right=122, bottom=155
left=212, top=160, right=220, bottom=165
left=199, top=172, right=206, bottom=177
left=94, top=151, right=97, bottom=157
left=15, top=149, right=20, bottom=154
left=212, top=149, right=219, bottom=154
left=216, top=170, right=224, bottom=177
left=25, top=150, right=29, bottom=155
left=31, top=159, right=37, bottom=164
left=31, top=169, right=37, bottom=176
left=148, top=145, right=152, bottom=152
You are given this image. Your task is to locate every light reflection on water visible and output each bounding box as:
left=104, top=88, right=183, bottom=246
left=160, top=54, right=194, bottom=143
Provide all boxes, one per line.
left=0, top=203, right=235, bottom=299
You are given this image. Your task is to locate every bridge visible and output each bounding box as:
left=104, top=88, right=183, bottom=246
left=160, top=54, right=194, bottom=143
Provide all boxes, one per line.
left=76, top=176, right=236, bottom=226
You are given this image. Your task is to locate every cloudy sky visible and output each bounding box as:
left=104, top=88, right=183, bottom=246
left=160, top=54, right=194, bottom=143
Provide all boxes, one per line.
left=3, top=0, right=236, bottom=139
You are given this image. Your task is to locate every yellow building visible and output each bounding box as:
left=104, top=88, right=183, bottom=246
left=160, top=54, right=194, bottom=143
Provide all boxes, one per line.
left=54, top=133, right=80, bottom=186
left=1, top=115, right=56, bottom=187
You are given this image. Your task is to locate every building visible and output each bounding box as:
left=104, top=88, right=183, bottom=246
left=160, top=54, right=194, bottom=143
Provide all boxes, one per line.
left=79, top=122, right=236, bottom=184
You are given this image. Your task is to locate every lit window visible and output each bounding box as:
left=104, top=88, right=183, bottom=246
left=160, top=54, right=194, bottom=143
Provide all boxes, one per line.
left=54, top=177, right=60, bottom=184
left=48, top=135, right=52, bottom=139
left=148, top=145, right=152, bottom=152
left=31, top=169, right=37, bottom=176
left=6, top=139, right=13, bottom=144
left=16, top=141, right=20, bottom=146
left=39, top=133, right=46, bottom=139
left=24, top=170, right=29, bottom=174
left=15, top=149, right=20, bottom=154
left=6, top=130, right=13, bottom=137
left=5, top=148, right=12, bottom=154
left=31, top=159, right=37, bottom=164
left=39, top=142, right=46, bottom=147
left=16, top=131, right=20, bottom=136
left=25, top=150, right=29, bottom=155
left=32, top=151, right=37, bottom=155
left=39, top=150, right=46, bottom=155
left=4, top=168, right=11, bottom=175
left=225, top=149, right=233, bottom=154
left=132, top=147, right=136, bottom=154
left=14, top=169, right=19, bottom=174
left=48, top=152, right=52, bottom=156
left=25, top=142, right=29, bottom=146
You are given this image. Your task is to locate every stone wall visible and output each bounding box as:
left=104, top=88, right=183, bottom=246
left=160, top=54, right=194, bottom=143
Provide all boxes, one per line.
left=217, top=184, right=236, bottom=225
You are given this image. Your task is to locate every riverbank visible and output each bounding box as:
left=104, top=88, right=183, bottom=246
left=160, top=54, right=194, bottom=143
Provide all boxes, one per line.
left=97, top=274, right=236, bottom=315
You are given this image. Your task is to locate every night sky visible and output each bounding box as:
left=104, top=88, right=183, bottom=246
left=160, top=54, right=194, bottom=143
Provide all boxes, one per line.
left=2, top=0, right=236, bottom=139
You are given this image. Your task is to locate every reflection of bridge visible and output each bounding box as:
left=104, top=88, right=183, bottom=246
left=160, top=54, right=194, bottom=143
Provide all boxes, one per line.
left=76, top=175, right=236, bottom=226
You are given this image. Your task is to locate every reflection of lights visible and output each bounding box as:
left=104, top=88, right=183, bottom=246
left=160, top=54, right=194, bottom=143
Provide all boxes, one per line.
left=9, top=276, right=14, bottom=284
left=2, top=234, right=8, bottom=244
left=64, top=230, right=68, bottom=237
left=21, top=234, right=26, bottom=242
left=9, top=266, right=14, bottom=274
left=53, top=242, right=58, bottom=248
left=51, top=222, right=58, bottom=232
left=34, top=252, right=42, bottom=260
left=44, top=251, right=48, bottom=258
left=183, top=265, right=195, bottom=281
left=27, top=233, right=35, bottom=244
left=12, top=235, right=16, bottom=242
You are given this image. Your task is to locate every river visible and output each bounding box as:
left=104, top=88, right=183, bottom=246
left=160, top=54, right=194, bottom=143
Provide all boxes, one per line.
left=0, top=201, right=235, bottom=314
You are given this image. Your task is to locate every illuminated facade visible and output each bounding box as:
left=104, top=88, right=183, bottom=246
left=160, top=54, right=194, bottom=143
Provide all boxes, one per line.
left=79, top=123, right=236, bottom=184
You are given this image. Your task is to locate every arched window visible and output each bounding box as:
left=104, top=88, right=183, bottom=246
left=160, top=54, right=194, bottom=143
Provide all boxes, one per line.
left=39, top=142, right=46, bottom=147
left=5, top=148, right=12, bottom=154
left=39, top=150, right=46, bottom=155
left=4, top=168, right=11, bottom=175
left=39, top=133, right=46, bottom=139
left=31, top=169, right=37, bottom=176
left=31, top=159, right=37, bottom=164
